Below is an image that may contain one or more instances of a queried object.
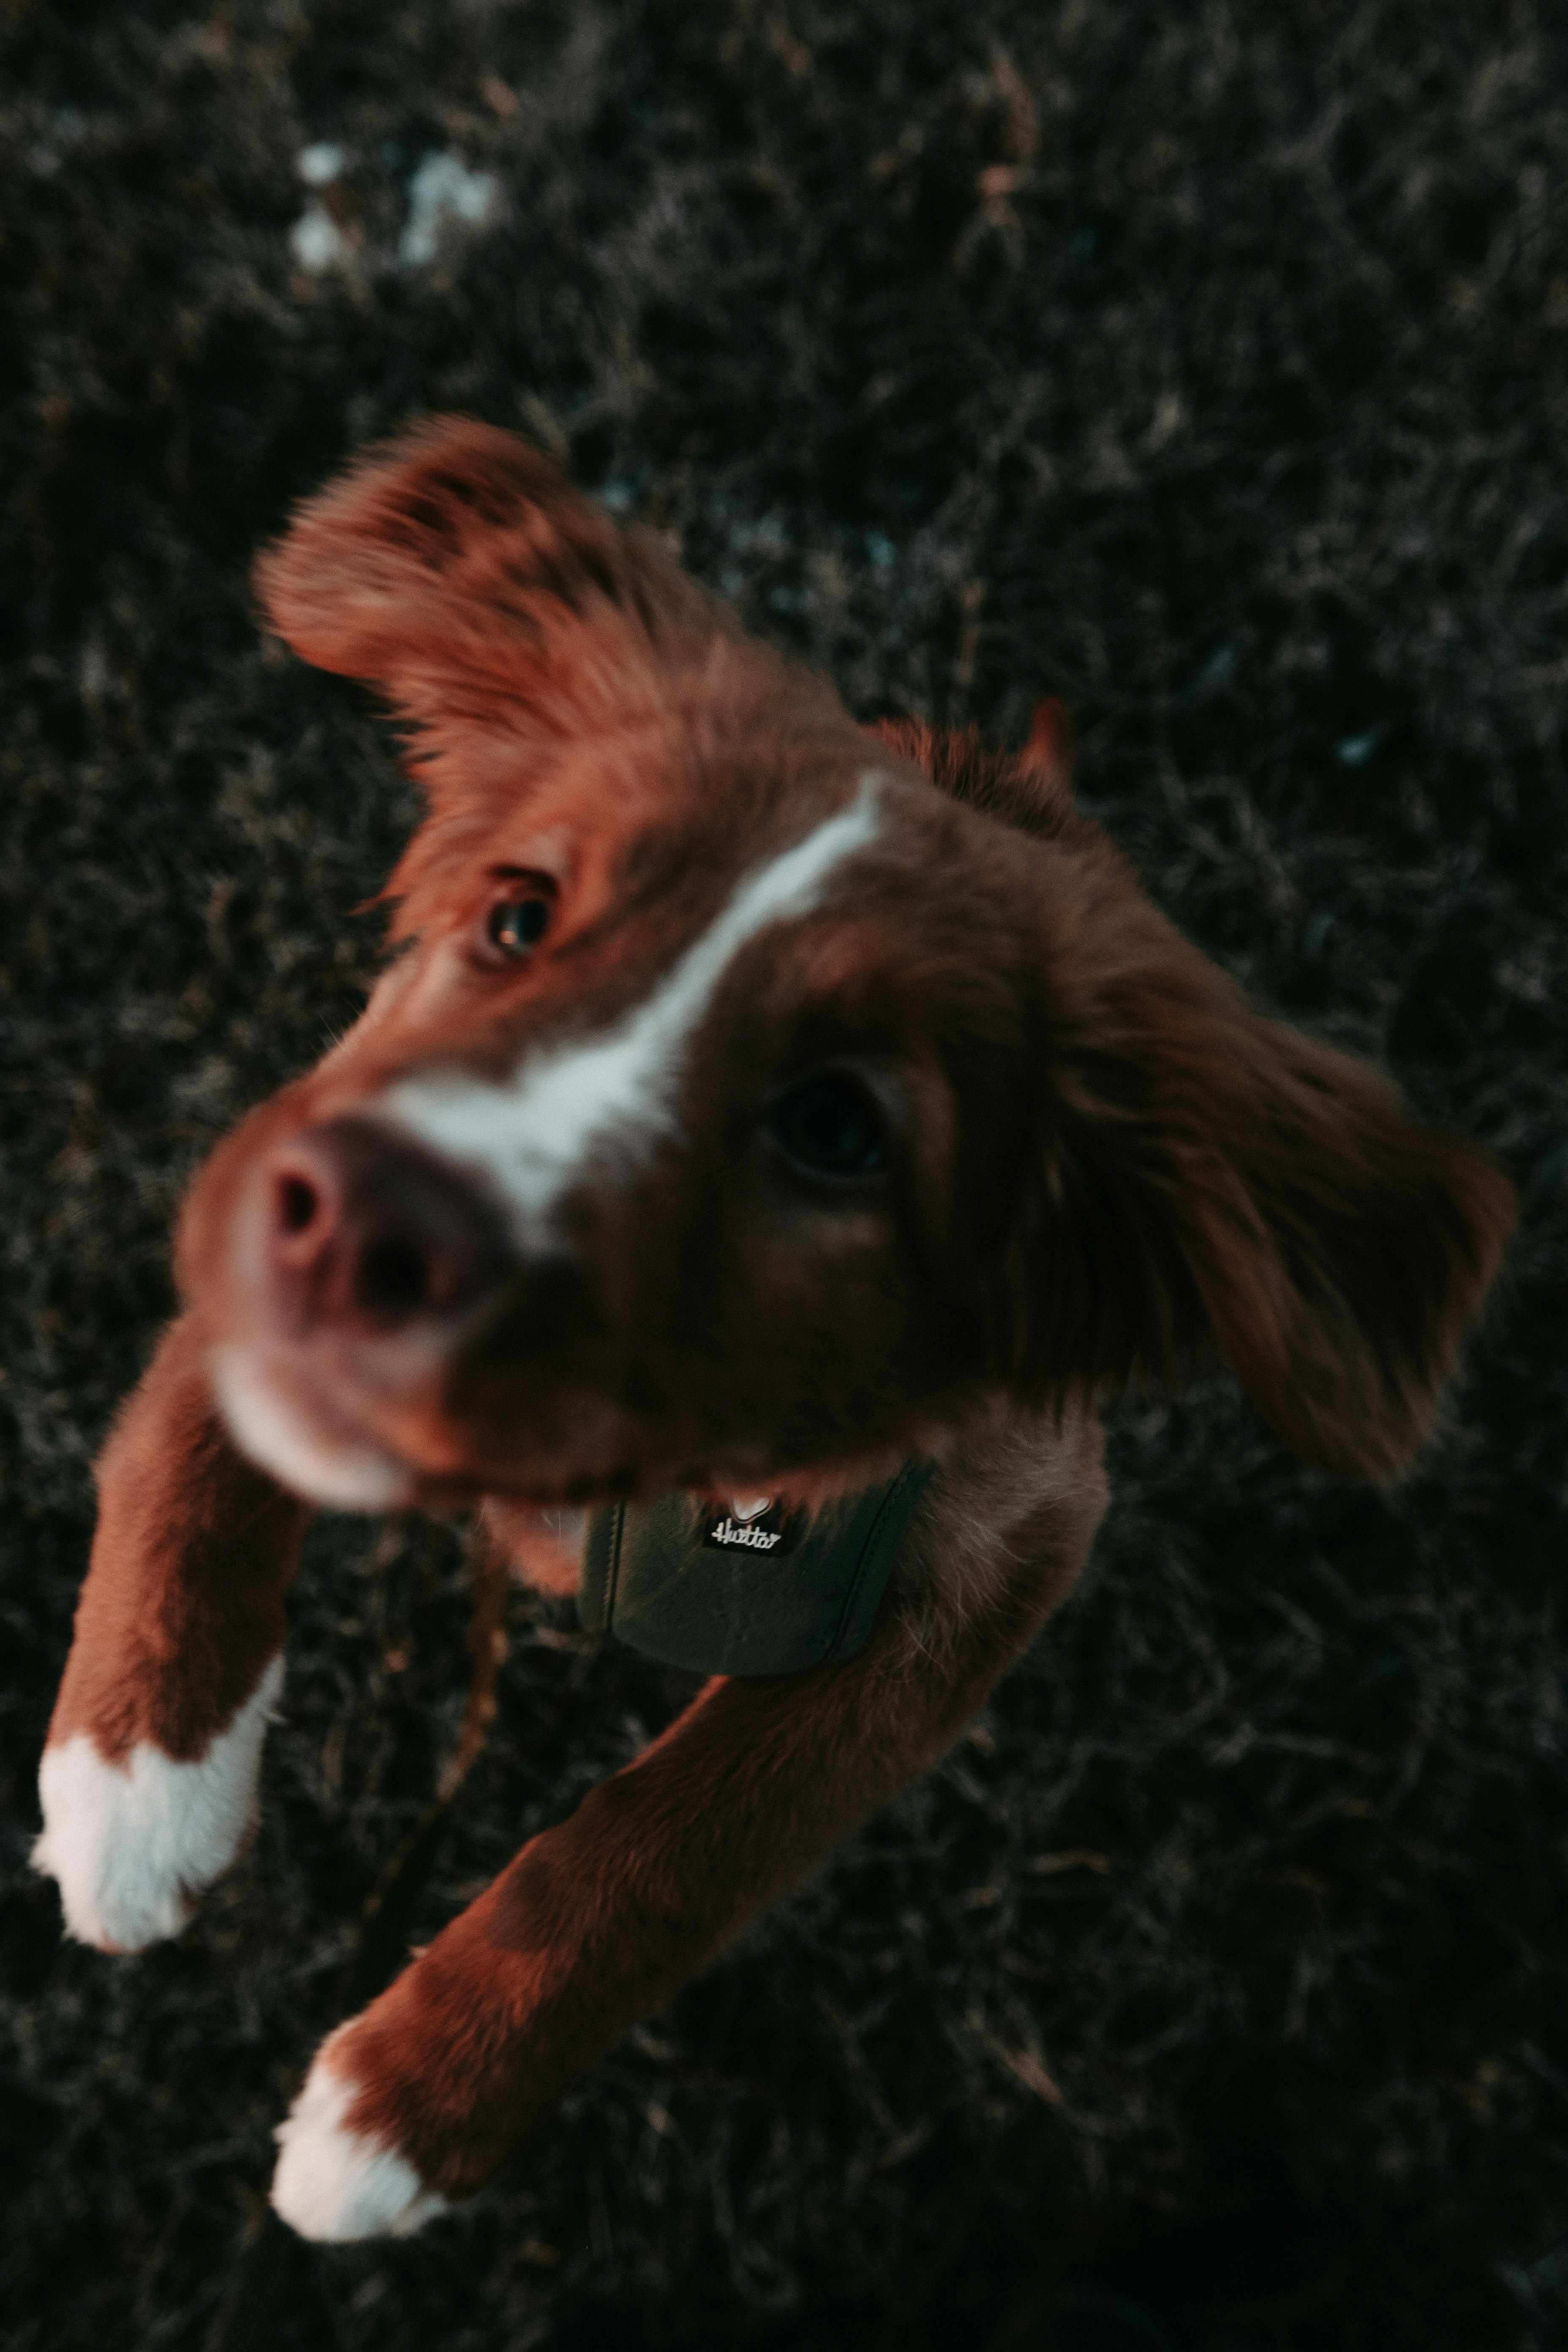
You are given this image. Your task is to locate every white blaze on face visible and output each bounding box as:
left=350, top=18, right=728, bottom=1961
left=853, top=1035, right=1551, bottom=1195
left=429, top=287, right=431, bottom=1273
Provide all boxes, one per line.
left=384, top=774, right=885, bottom=1225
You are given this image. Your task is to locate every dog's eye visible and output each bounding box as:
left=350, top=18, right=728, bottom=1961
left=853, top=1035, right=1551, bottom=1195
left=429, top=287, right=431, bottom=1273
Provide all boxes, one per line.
left=767, top=1071, right=890, bottom=1180
left=483, top=878, right=555, bottom=961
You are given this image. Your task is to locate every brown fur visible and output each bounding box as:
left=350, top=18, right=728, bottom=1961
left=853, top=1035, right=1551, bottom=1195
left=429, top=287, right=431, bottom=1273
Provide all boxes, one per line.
left=38, top=419, right=1516, bottom=2222
left=334, top=1409, right=1108, bottom=2198
left=44, top=1317, right=307, bottom=1764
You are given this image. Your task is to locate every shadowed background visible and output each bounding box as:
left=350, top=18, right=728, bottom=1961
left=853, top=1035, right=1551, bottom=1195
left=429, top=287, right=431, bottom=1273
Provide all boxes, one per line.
left=2, top=4, right=1566, bottom=2347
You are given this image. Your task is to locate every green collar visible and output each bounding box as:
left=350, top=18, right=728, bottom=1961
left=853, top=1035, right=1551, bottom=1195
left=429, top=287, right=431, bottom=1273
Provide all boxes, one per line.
left=578, top=1462, right=936, bottom=1677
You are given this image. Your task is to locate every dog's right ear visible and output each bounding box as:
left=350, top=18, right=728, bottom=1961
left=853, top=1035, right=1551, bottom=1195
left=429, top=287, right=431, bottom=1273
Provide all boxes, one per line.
left=253, top=416, right=725, bottom=784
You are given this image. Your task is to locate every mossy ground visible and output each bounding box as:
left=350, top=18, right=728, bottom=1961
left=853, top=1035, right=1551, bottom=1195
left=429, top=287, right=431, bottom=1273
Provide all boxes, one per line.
left=2, top=5, right=1565, bottom=2346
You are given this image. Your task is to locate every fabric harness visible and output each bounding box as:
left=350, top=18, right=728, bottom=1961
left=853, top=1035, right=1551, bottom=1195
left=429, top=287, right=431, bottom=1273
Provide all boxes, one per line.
left=577, top=1462, right=936, bottom=1677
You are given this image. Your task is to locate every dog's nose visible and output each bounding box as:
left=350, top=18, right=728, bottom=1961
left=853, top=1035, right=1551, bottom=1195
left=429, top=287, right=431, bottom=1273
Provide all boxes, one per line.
left=264, top=1118, right=512, bottom=1334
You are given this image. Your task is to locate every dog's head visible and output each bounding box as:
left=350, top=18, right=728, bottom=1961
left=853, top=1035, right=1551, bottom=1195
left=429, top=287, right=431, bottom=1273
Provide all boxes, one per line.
left=178, top=418, right=1514, bottom=1514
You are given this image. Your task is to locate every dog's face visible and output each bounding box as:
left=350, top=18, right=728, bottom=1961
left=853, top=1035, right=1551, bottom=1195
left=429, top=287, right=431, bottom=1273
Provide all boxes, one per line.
left=186, top=716, right=1051, bottom=1512
left=177, top=420, right=1514, bottom=1514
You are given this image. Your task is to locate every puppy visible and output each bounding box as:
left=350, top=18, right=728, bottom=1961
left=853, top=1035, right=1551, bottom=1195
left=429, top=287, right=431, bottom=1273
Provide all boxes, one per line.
left=32, top=419, right=1515, bottom=2243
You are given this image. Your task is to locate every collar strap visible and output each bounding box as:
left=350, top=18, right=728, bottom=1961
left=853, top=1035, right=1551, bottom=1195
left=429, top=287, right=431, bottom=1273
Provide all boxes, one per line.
left=578, top=1461, right=937, bottom=1677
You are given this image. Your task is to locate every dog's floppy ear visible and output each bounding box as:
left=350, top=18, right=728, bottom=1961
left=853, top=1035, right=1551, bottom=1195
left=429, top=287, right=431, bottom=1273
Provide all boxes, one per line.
left=253, top=416, right=725, bottom=777
left=1019, top=885, right=1516, bottom=1481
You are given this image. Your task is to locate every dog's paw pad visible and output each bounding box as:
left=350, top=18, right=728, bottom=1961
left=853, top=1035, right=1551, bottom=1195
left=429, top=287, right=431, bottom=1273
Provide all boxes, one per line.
left=32, top=1656, right=283, bottom=1952
left=272, top=2036, right=448, bottom=2243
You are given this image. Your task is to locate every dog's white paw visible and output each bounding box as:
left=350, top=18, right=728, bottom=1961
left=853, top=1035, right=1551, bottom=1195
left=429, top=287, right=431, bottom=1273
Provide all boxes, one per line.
left=32, top=1655, right=284, bottom=1952
left=271, top=2027, right=449, bottom=2242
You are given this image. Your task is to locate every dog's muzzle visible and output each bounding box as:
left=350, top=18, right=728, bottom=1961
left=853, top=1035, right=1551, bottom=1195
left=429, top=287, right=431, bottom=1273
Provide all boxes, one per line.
left=260, top=1116, right=516, bottom=1339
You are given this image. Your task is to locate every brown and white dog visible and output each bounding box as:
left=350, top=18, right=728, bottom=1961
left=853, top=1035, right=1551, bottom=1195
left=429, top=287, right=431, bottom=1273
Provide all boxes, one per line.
left=33, top=419, right=1515, bottom=2242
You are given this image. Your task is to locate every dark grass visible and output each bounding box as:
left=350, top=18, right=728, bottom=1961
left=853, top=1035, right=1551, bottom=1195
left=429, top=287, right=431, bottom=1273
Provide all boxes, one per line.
left=3, top=2, right=1567, bottom=2345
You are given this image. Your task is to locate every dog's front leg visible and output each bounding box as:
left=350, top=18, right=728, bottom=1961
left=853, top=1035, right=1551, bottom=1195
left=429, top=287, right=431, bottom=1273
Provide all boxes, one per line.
left=271, top=1429, right=1107, bottom=2242
left=33, top=1314, right=311, bottom=1951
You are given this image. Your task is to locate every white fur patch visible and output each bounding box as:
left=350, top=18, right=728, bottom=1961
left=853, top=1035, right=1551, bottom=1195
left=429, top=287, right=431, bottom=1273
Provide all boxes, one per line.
left=33, top=1655, right=285, bottom=1952
left=272, top=2026, right=449, bottom=2242
left=386, top=773, right=885, bottom=1225
left=211, top=1345, right=411, bottom=1511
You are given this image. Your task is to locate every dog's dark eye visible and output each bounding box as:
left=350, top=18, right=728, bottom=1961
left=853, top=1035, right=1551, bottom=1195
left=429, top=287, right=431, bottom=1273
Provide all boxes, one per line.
left=484, top=880, right=554, bottom=961
left=767, top=1071, right=890, bottom=1180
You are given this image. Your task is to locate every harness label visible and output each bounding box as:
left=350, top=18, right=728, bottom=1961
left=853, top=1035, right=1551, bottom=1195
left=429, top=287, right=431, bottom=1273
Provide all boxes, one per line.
left=699, top=1497, right=801, bottom=1556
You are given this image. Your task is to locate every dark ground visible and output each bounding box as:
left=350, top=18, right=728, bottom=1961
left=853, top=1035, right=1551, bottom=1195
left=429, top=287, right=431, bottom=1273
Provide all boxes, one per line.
left=2, top=3, right=1567, bottom=2347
